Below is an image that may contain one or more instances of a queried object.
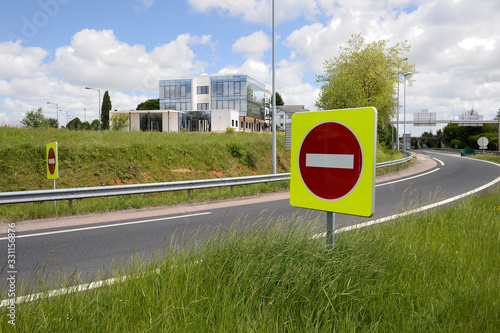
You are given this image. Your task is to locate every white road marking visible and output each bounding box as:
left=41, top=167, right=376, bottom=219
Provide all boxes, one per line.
left=433, top=158, right=445, bottom=166
left=306, top=153, right=354, bottom=169
left=376, top=168, right=440, bottom=187
left=314, top=176, right=500, bottom=238
left=0, top=212, right=212, bottom=240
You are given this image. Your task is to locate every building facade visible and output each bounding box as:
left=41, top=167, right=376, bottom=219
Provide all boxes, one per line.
left=159, top=74, right=271, bottom=132
left=275, top=105, right=309, bottom=131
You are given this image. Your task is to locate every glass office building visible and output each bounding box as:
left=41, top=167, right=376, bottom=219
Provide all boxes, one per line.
left=209, top=75, right=267, bottom=120
left=160, top=74, right=270, bottom=122
left=159, top=79, right=192, bottom=111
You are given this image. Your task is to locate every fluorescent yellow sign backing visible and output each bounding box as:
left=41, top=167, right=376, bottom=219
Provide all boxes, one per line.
left=46, top=142, right=58, bottom=180
left=290, top=108, right=377, bottom=216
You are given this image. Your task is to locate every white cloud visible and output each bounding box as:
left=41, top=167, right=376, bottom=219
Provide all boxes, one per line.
left=0, top=41, right=48, bottom=79
left=0, top=29, right=213, bottom=125
left=275, top=60, right=319, bottom=111
left=232, top=31, right=271, bottom=60
left=218, top=58, right=271, bottom=85
left=458, top=37, right=498, bottom=52
left=52, top=29, right=212, bottom=92
left=134, top=0, right=155, bottom=12
left=188, top=0, right=320, bottom=24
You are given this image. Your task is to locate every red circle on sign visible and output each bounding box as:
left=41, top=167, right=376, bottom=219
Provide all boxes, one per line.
left=48, top=147, right=56, bottom=175
left=298, top=122, right=363, bottom=200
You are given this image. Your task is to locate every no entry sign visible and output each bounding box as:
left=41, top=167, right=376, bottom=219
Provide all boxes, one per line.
left=46, top=142, right=58, bottom=180
left=299, top=122, right=363, bottom=200
left=290, top=108, right=377, bottom=217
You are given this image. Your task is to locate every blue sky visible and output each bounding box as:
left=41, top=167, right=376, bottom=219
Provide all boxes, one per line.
left=1, top=0, right=499, bottom=136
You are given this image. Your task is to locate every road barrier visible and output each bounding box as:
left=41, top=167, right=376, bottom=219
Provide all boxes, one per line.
left=0, top=154, right=412, bottom=205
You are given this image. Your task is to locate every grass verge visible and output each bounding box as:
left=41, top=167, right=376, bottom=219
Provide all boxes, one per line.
left=2, top=186, right=498, bottom=332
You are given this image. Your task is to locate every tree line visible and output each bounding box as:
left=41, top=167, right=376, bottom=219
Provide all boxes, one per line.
left=419, top=110, right=499, bottom=150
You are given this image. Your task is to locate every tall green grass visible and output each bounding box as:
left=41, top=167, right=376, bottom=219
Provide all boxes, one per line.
left=3, top=187, right=498, bottom=332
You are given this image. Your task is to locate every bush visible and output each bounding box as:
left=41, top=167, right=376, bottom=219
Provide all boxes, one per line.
left=226, top=141, right=244, bottom=158
left=226, top=140, right=257, bottom=168
left=110, top=114, right=130, bottom=131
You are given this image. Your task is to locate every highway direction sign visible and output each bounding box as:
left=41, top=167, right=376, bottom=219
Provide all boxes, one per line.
left=290, top=108, right=377, bottom=217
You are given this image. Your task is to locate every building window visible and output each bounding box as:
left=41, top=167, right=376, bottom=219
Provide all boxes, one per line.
left=197, top=86, right=209, bottom=94
left=197, top=103, right=209, bottom=110
left=159, top=79, right=192, bottom=111
left=140, top=113, right=162, bottom=132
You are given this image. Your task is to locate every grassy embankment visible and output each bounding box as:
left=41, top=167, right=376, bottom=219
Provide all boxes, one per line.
left=0, top=127, right=411, bottom=221
left=1, top=184, right=498, bottom=331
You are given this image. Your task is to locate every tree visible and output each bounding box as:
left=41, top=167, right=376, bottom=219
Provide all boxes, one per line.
left=271, top=92, right=284, bottom=106
left=81, top=121, right=92, bottom=130
left=91, top=119, right=100, bottom=131
left=442, top=111, right=485, bottom=148
left=316, top=33, right=416, bottom=126
left=378, top=123, right=394, bottom=147
left=101, top=90, right=112, bottom=130
left=316, top=73, right=367, bottom=110
left=136, top=98, right=159, bottom=110
left=20, top=108, right=55, bottom=128
left=67, top=117, right=83, bottom=130
left=421, top=130, right=434, bottom=137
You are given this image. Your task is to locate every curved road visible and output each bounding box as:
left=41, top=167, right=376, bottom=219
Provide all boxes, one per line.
left=1, top=150, right=499, bottom=296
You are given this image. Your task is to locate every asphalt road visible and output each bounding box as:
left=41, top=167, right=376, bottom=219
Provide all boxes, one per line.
left=1, top=150, right=499, bottom=296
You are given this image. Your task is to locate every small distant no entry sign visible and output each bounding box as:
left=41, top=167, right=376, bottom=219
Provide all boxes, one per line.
left=290, top=108, right=377, bottom=217
left=46, top=142, right=58, bottom=180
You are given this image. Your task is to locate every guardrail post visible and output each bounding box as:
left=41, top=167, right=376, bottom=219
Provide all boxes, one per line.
left=187, top=190, right=191, bottom=197
left=68, top=199, right=72, bottom=208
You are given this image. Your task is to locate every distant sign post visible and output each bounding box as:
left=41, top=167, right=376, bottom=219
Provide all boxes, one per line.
left=46, top=142, right=58, bottom=207
left=290, top=108, right=377, bottom=246
left=478, top=136, right=489, bottom=152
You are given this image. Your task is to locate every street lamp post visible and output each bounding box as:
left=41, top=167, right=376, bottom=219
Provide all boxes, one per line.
left=85, top=87, right=101, bottom=129
left=271, top=0, right=276, bottom=174
left=396, top=58, right=408, bottom=151
left=59, top=110, right=69, bottom=127
left=403, top=72, right=411, bottom=157
left=46, top=101, right=59, bottom=128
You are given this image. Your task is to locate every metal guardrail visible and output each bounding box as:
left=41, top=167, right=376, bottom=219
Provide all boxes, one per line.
left=375, top=153, right=413, bottom=168
left=424, top=147, right=500, bottom=156
left=0, top=154, right=413, bottom=205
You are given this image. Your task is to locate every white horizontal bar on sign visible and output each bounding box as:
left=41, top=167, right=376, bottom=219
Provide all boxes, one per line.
left=305, top=154, right=354, bottom=169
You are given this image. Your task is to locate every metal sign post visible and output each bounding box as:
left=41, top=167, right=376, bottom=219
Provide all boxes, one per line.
left=326, top=212, right=336, bottom=247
